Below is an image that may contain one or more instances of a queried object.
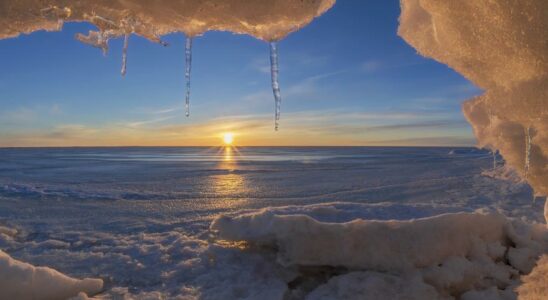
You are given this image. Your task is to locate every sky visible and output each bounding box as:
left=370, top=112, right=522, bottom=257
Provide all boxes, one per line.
left=0, top=1, right=483, bottom=147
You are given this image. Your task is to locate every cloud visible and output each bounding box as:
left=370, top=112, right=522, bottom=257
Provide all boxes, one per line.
left=0, top=104, right=62, bottom=126
left=362, top=60, right=382, bottom=72
left=361, top=120, right=468, bottom=132
left=0, top=108, right=474, bottom=147
left=122, top=115, right=176, bottom=129
left=45, top=124, right=98, bottom=139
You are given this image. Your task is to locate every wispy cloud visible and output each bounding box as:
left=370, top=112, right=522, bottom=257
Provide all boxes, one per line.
left=0, top=104, right=62, bottom=126
left=0, top=107, right=474, bottom=147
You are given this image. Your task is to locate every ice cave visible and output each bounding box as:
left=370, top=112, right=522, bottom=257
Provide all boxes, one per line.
left=0, top=0, right=546, bottom=299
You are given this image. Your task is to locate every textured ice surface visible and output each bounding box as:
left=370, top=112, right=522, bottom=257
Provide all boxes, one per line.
left=212, top=204, right=548, bottom=299
left=398, top=0, right=548, bottom=214
left=0, top=0, right=335, bottom=42
left=517, top=255, right=548, bottom=300
left=0, top=147, right=545, bottom=299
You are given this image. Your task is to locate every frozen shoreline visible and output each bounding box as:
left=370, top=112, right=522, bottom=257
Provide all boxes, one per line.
left=0, top=147, right=546, bottom=299
left=1, top=201, right=547, bottom=299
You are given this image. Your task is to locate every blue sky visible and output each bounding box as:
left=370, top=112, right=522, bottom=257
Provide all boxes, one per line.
left=0, top=1, right=482, bottom=146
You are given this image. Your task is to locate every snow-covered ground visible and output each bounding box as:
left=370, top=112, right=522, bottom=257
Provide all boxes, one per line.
left=0, top=147, right=546, bottom=299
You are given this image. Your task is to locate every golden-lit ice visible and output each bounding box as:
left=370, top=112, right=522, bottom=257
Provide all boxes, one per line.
left=0, top=0, right=335, bottom=42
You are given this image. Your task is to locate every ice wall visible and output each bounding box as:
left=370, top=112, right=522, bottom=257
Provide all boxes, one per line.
left=398, top=0, right=548, bottom=222
left=0, top=0, right=335, bottom=42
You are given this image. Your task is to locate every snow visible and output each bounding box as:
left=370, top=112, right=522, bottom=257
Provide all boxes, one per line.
left=398, top=0, right=548, bottom=220
left=212, top=203, right=548, bottom=299
left=305, top=272, right=442, bottom=300
left=0, top=0, right=547, bottom=298
left=0, top=248, right=103, bottom=300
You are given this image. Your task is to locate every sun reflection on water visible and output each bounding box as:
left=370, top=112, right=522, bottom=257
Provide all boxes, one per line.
left=205, top=145, right=250, bottom=210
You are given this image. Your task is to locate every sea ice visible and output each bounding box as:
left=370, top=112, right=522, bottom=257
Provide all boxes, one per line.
left=211, top=202, right=548, bottom=299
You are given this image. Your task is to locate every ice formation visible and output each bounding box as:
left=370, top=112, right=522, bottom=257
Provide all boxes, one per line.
left=270, top=42, right=282, bottom=130
left=211, top=203, right=548, bottom=299
left=0, top=249, right=103, bottom=300
left=121, top=34, right=129, bottom=76
left=0, top=0, right=335, bottom=126
left=185, top=37, right=193, bottom=117
left=398, top=0, right=548, bottom=222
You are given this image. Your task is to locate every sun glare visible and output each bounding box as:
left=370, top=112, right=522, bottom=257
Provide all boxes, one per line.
left=223, top=133, right=234, bottom=145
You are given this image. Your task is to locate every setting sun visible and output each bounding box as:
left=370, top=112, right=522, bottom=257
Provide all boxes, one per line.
left=222, top=133, right=234, bottom=145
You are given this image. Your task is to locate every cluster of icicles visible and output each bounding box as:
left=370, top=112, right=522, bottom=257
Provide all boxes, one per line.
left=53, top=9, right=284, bottom=130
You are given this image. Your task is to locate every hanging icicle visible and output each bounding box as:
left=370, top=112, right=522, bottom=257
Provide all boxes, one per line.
left=121, top=34, right=129, bottom=76
left=487, top=108, right=497, bottom=171
left=185, top=37, right=193, bottom=117
left=492, top=150, right=497, bottom=170
left=524, top=126, right=532, bottom=179
left=269, top=42, right=282, bottom=131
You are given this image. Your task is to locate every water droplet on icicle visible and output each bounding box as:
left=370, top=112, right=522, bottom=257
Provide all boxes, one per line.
left=121, top=34, right=129, bottom=77
left=524, top=126, right=532, bottom=179
left=185, top=37, right=193, bottom=117
left=269, top=42, right=282, bottom=131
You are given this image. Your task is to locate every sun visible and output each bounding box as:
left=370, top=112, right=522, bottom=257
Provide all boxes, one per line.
left=222, top=132, right=234, bottom=145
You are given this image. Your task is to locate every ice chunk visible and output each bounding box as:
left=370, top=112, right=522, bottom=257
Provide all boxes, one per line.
left=269, top=42, right=282, bottom=130
left=306, top=272, right=443, bottom=300
left=211, top=202, right=548, bottom=298
left=0, top=250, right=103, bottom=300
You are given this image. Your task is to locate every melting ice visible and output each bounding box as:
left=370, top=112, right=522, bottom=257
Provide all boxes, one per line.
left=121, top=34, right=129, bottom=76
left=185, top=37, right=193, bottom=117
left=269, top=42, right=282, bottom=131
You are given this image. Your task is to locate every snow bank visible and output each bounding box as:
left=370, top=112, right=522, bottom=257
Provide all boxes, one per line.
left=398, top=0, right=548, bottom=222
left=0, top=0, right=335, bottom=42
left=0, top=249, right=103, bottom=300
left=211, top=202, right=548, bottom=299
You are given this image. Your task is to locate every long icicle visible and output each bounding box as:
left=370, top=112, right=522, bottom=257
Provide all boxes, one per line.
left=492, top=150, right=497, bottom=170
left=269, top=42, right=282, bottom=131
left=488, top=109, right=496, bottom=171
left=185, top=37, right=193, bottom=117
left=121, top=34, right=129, bottom=76
left=524, top=126, right=532, bottom=179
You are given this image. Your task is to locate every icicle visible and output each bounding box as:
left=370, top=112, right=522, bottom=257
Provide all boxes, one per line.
left=524, top=126, right=532, bottom=179
left=492, top=149, right=497, bottom=170
left=269, top=42, right=282, bottom=131
left=488, top=109, right=497, bottom=171
left=185, top=37, right=193, bottom=117
left=121, top=34, right=129, bottom=76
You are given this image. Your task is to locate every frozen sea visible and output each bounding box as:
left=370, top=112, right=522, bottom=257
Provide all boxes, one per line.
left=0, top=147, right=544, bottom=298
